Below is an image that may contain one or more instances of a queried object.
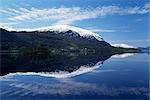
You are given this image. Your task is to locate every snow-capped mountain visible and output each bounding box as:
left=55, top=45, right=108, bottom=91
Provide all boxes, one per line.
left=36, top=25, right=104, bottom=41
left=3, top=25, right=104, bottom=41
left=0, top=25, right=138, bottom=60
left=0, top=26, right=111, bottom=53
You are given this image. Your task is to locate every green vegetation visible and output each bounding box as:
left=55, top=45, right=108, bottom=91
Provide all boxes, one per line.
left=0, top=28, right=139, bottom=57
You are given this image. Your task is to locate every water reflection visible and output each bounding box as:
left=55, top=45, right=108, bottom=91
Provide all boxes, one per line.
left=1, top=52, right=110, bottom=77
left=3, top=61, right=103, bottom=78
left=111, top=53, right=135, bottom=58
left=1, top=78, right=149, bottom=99
left=0, top=53, right=149, bottom=99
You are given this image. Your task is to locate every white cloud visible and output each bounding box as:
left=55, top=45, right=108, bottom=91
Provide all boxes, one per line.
left=110, top=39, right=149, bottom=43
left=0, top=9, right=11, bottom=14
left=87, top=27, right=132, bottom=33
left=136, top=18, right=143, bottom=22
left=111, top=43, right=135, bottom=48
left=144, top=3, right=150, bottom=9
left=0, top=22, right=18, bottom=30
left=90, top=29, right=132, bottom=33
left=0, top=4, right=149, bottom=25
left=90, top=29, right=116, bottom=33
left=0, top=22, right=18, bottom=26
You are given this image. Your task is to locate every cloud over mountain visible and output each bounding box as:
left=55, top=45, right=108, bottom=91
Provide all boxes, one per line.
left=0, top=4, right=149, bottom=25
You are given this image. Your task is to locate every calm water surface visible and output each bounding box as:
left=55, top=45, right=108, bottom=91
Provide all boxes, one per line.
left=0, top=53, right=149, bottom=100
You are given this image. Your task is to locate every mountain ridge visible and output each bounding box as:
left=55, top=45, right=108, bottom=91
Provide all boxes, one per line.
left=0, top=26, right=139, bottom=55
left=0, top=25, right=104, bottom=41
left=0, top=27, right=111, bottom=53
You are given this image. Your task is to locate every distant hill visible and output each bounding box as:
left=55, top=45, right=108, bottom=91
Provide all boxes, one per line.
left=138, top=46, right=150, bottom=54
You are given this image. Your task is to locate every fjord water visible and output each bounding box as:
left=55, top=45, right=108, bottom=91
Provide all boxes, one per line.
left=0, top=53, right=149, bottom=100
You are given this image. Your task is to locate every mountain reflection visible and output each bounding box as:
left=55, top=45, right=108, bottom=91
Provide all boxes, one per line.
left=1, top=52, right=112, bottom=77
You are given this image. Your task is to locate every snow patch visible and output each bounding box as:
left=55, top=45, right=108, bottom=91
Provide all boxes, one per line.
left=36, top=25, right=104, bottom=41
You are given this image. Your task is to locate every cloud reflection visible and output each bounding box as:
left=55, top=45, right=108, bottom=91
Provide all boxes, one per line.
left=0, top=79, right=149, bottom=98
left=111, top=53, right=135, bottom=58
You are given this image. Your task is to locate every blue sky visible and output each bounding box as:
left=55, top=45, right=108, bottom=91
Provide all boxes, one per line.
left=0, top=0, right=149, bottom=47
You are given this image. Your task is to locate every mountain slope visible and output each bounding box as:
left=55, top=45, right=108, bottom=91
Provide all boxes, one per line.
left=36, top=25, right=104, bottom=41
left=0, top=25, right=112, bottom=54
left=0, top=28, right=30, bottom=50
left=0, top=25, right=139, bottom=55
left=7, top=25, right=104, bottom=41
